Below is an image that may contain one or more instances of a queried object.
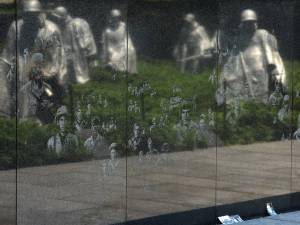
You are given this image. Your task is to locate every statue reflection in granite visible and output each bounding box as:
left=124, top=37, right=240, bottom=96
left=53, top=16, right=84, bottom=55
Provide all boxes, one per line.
left=0, top=0, right=66, bottom=116
left=173, top=13, right=212, bottom=74
left=47, top=106, right=79, bottom=155
left=19, top=53, right=55, bottom=124
left=51, top=6, right=98, bottom=84
left=293, top=115, right=300, bottom=141
left=103, top=143, right=120, bottom=177
left=100, top=9, right=137, bottom=74
left=216, top=9, right=286, bottom=105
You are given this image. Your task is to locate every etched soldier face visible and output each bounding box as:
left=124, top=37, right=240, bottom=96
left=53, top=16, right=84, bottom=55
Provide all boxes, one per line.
left=58, top=116, right=66, bottom=132
left=111, top=149, right=117, bottom=160
left=181, top=110, right=189, bottom=122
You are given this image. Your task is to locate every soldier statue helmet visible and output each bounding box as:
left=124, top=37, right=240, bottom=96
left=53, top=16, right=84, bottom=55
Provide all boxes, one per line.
left=22, top=0, right=43, bottom=25
left=51, top=6, right=69, bottom=21
left=110, top=9, right=121, bottom=18
left=109, top=9, right=121, bottom=26
left=240, top=9, right=258, bottom=22
left=23, top=0, right=42, bottom=13
left=184, top=13, right=195, bottom=23
left=240, top=9, right=258, bottom=30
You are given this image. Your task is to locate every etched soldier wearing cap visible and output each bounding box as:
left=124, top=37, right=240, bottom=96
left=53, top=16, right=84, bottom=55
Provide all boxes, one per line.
left=47, top=106, right=79, bottom=155
left=216, top=9, right=286, bottom=105
left=103, top=143, right=120, bottom=176
left=128, top=123, right=147, bottom=153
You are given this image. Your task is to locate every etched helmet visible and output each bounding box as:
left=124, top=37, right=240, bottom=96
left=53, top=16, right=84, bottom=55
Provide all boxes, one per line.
left=240, top=9, right=257, bottom=22
left=52, top=6, right=68, bottom=20
left=23, top=0, right=42, bottom=13
left=110, top=9, right=121, bottom=18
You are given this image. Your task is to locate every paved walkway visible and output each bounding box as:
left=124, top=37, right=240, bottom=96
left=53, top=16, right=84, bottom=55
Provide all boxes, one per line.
left=241, top=211, right=300, bottom=224
left=0, top=141, right=299, bottom=225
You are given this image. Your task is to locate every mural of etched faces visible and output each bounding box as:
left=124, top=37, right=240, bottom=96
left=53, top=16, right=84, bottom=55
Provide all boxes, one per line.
left=0, top=0, right=299, bottom=225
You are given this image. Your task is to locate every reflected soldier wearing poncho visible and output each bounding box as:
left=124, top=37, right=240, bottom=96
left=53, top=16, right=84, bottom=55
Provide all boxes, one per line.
left=173, top=13, right=212, bottom=73
left=100, top=9, right=137, bottom=74
left=47, top=106, right=79, bottom=155
left=51, top=6, right=98, bottom=84
left=0, top=0, right=66, bottom=116
left=216, top=9, right=286, bottom=105
left=19, top=53, right=55, bottom=123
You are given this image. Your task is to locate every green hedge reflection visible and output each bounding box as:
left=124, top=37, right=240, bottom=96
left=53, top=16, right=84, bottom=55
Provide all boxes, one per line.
left=0, top=60, right=299, bottom=169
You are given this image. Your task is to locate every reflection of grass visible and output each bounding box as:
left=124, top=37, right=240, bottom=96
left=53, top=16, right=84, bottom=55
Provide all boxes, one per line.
left=76, top=59, right=300, bottom=146
left=0, top=7, right=15, bottom=15
left=0, top=59, right=299, bottom=169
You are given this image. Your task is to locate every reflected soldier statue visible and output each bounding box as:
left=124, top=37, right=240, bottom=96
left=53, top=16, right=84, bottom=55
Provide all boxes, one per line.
left=51, top=6, right=98, bottom=84
left=100, top=9, right=137, bottom=74
left=19, top=53, right=55, bottom=123
left=173, top=13, right=212, bottom=73
left=47, top=106, right=79, bottom=155
left=0, top=0, right=66, bottom=116
left=216, top=9, right=286, bottom=105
